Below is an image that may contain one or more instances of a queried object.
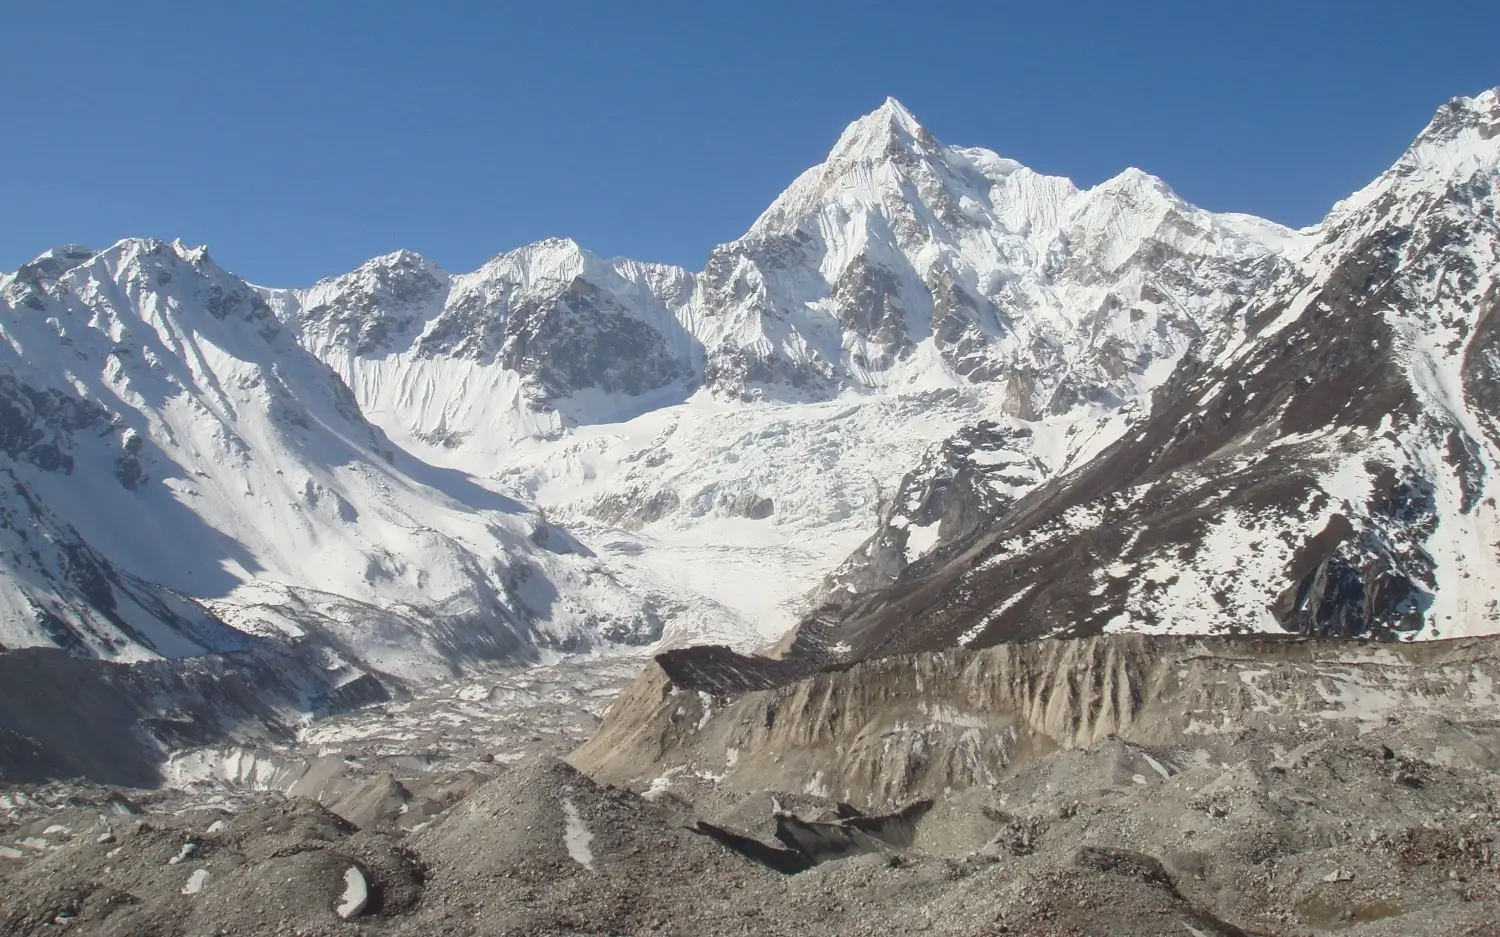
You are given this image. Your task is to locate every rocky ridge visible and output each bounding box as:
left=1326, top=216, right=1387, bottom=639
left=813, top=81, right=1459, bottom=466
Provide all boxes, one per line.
left=574, top=632, right=1500, bottom=806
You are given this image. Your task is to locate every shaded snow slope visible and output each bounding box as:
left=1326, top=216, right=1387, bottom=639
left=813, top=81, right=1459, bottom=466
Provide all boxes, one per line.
left=0, top=239, right=673, bottom=679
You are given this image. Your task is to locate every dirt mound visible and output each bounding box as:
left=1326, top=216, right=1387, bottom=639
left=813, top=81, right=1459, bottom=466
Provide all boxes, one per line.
left=0, top=796, right=422, bottom=936
left=405, top=759, right=780, bottom=935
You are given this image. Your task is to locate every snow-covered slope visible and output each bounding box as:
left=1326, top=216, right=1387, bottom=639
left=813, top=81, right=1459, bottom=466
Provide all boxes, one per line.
left=0, top=240, right=671, bottom=681
left=759, top=88, right=1500, bottom=664
left=250, top=98, right=1301, bottom=645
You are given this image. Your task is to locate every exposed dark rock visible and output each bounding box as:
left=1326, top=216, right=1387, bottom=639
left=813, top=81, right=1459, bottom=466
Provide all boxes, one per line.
left=0, top=646, right=387, bottom=786
left=815, top=421, right=1041, bottom=611
left=0, top=374, right=114, bottom=474
left=693, top=800, right=931, bottom=874
left=114, top=430, right=146, bottom=490
left=300, top=251, right=448, bottom=356
left=727, top=492, right=775, bottom=520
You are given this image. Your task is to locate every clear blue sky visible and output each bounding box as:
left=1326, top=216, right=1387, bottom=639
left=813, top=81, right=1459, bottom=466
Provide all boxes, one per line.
left=5, top=0, right=1497, bottom=286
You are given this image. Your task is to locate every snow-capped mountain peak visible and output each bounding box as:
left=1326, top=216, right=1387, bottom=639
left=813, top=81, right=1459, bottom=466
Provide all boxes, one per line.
left=475, top=236, right=595, bottom=288
left=744, top=99, right=948, bottom=238
left=4, top=244, right=98, bottom=292
left=692, top=97, right=1298, bottom=409
left=1403, top=87, right=1500, bottom=170
left=274, top=247, right=450, bottom=358
left=1328, top=86, right=1500, bottom=228
left=825, top=96, right=933, bottom=163
left=1089, top=166, right=1178, bottom=204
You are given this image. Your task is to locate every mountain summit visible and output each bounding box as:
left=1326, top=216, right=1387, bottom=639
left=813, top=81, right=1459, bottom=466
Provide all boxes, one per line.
left=822, top=96, right=933, bottom=163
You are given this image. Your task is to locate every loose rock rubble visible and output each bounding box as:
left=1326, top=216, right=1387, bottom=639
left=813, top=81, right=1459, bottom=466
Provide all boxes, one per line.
left=0, top=726, right=1496, bottom=936
left=2, top=635, right=1499, bottom=936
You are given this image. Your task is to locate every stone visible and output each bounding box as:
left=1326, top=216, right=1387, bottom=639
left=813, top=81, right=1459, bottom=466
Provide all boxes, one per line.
left=336, top=866, right=369, bottom=920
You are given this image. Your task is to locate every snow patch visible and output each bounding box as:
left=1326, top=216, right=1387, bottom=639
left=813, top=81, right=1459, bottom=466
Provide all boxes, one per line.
left=336, top=866, right=369, bottom=919
left=561, top=797, right=595, bottom=870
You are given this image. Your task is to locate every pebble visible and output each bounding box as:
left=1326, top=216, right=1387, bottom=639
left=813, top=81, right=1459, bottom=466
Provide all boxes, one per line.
left=182, top=868, right=211, bottom=896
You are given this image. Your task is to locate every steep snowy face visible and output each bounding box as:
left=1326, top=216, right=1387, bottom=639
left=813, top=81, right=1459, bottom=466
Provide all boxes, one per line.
left=770, top=89, right=1500, bottom=661
left=0, top=239, right=669, bottom=678
left=272, top=238, right=700, bottom=454
left=285, top=97, right=1294, bottom=460
left=688, top=98, right=1295, bottom=412
left=256, top=98, right=1305, bottom=649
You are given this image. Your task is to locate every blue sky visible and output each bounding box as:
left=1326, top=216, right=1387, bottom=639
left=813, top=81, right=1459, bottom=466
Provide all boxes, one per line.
left=5, top=0, right=1497, bottom=286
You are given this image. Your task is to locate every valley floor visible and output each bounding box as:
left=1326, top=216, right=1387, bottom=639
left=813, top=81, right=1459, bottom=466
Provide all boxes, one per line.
left=2, top=648, right=1497, bottom=937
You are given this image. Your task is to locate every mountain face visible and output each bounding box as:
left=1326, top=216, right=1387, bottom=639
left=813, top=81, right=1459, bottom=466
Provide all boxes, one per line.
left=3, top=88, right=1498, bottom=715
left=265, top=241, right=700, bottom=448
left=274, top=98, right=1293, bottom=459
left=691, top=99, right=1294, bottom=411
left=245, top=96, right=1308, bottom=647
left=0, top=239, right=672, bottom=684
left=682, top=88, right=1500, bottom=683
